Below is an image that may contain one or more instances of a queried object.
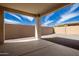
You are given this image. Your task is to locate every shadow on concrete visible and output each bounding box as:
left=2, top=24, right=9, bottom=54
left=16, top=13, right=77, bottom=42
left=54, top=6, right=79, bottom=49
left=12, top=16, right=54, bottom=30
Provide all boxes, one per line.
left=42, top=37, right=79, bottom=50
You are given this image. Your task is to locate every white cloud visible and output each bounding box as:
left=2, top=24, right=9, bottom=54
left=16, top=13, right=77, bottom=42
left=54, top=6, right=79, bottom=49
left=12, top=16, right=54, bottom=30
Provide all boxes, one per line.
left=4, top=18, right=20, bottom=24
left=64, top=21, right=79, bottom=24
left=42, top=20, right=54, bottom=26
left=67, top=3, right=79, bottom=13
left=56, top=13, right=79, bottom=25
left=55, top=4, right=79, bottom=26
left=5, top=11, right=34, bottom=22
left=8, top=12, right=22, bottom=21
left=41, top=13, right=54, bottom=27
left=21, top=15, right=34, bottom=21
left=42, top=4, right=79, bottom=26
left=44, top=13, right=54, bottom=22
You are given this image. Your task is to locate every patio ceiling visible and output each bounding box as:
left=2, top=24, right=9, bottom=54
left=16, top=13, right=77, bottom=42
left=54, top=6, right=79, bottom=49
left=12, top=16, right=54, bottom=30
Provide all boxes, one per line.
left=0, top=3, right=71, bottom=17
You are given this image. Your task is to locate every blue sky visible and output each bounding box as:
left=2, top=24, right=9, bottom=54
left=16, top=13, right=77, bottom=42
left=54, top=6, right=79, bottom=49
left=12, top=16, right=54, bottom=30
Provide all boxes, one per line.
left=4, top=3, right=79, bottom=27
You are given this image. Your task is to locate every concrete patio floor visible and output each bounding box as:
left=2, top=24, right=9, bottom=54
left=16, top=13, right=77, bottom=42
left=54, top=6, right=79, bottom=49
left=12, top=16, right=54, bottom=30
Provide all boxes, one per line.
left=0, top=34, right=79, bottom=56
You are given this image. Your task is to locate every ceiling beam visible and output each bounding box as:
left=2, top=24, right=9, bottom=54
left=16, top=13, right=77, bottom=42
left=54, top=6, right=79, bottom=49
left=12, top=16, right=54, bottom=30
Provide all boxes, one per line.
left=40, top=3, right=73, bottom=16
left=0, top=5, right=37, bottom=17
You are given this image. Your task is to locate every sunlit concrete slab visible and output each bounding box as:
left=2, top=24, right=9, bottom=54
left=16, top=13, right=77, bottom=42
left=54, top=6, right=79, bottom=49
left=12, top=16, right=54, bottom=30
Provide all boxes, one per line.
left=42, top=34, right=79, bottom=40
left=0, top=37, right=53, bottom=56
left=5, top=37, right=36, bottom=43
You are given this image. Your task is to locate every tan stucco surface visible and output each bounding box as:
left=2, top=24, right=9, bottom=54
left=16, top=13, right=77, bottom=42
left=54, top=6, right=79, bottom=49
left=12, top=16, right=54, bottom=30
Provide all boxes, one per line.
left=54, top=25, right=79, bottom=35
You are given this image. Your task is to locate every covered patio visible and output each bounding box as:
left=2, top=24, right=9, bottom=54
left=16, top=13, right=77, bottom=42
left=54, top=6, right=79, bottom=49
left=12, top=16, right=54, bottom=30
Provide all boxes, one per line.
left=0, top=3, right=79, bottom=56
left=0, top=3, right=71, bottom=42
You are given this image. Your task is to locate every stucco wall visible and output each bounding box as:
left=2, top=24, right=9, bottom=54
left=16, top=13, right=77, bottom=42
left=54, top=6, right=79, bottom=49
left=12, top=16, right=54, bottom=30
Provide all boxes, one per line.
left=54, top=25, right=79, bottom=35
left=5, top=24, right=53, bottom=40
left=66, top=26, right=79, bottom=35
left=54, top=27, right=66, bottom=34
left=0, top=9, right=4, bottom=44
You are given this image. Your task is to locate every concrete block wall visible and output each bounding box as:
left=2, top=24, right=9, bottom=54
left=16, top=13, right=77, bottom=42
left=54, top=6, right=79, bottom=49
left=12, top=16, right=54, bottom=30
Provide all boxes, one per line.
left=5, top=24, right=35, bottom=40
left=54, top=25, right=79, bottom=35
left=5, top=24, right=54, bottom=40
left=41, top=27, right=53, bottom=35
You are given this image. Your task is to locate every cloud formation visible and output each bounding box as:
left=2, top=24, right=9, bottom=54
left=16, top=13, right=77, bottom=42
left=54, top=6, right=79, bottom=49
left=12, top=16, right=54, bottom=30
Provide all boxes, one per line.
left=42, top=20, right=54, bottom=26
left=4, top=18, right=20, bottom=24
left=21, top=15, right=34, bottom=21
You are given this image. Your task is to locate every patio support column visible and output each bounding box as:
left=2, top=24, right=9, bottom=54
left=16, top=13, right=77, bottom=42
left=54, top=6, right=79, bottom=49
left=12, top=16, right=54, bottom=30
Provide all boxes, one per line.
left=0, top=9, right=4, bottom=44
left=35, top=15, right=41, bottom=40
